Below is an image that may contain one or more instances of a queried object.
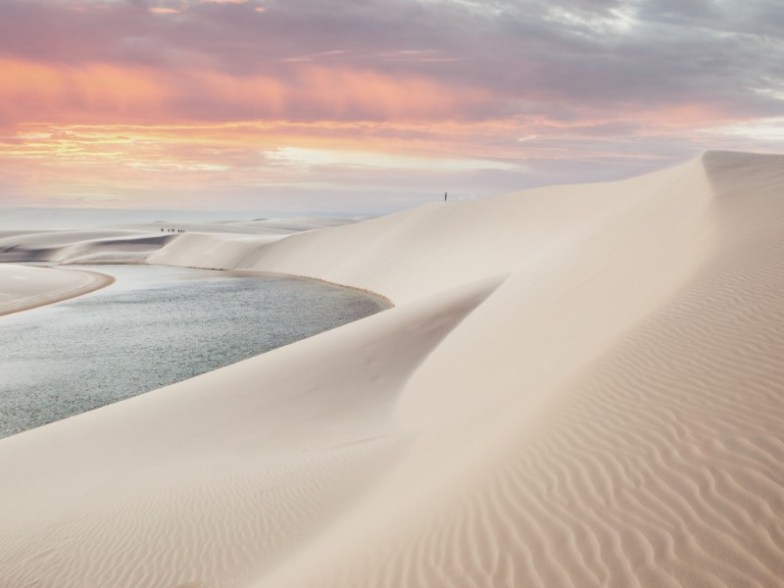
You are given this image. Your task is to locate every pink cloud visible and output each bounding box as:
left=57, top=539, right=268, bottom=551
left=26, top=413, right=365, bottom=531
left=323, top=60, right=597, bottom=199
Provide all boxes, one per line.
left=0, top=57, right=492, bottom=126
left=0, top=0, right=780, bottom=211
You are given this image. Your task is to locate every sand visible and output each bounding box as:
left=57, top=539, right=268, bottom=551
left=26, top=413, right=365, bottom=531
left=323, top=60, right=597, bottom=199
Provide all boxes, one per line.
left=0, top=151, right=783, bottom=587
left=0, top=264, right=113, bottom=316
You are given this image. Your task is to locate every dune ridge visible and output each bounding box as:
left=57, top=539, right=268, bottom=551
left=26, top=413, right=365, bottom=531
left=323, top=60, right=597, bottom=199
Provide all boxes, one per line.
left=1, top=151, right=783, bottom=587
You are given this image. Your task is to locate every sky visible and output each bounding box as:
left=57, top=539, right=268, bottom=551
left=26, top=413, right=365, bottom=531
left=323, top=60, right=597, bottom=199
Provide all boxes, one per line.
left=0, top=0, right=782, bottom=214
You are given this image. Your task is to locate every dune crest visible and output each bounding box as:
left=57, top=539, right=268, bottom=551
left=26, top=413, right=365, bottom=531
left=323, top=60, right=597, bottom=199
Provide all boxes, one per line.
left=1, top=152, right=784, bottom=587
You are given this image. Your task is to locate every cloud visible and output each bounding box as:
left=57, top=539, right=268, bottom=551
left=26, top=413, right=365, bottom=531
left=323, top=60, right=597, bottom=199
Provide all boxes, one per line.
left=1, top=0, right=781, bottom=121
left=0, top=0, right=782, bottom=210
left=0, top=57, right=494, bottom=126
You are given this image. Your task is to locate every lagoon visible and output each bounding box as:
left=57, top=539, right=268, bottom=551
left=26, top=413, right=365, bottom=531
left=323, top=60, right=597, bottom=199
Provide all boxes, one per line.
left=0, top=265, right=387, bottom=438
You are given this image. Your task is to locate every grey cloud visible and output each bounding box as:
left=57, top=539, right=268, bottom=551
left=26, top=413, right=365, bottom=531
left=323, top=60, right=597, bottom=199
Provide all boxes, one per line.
left=0, top=0, right=782, bottom=122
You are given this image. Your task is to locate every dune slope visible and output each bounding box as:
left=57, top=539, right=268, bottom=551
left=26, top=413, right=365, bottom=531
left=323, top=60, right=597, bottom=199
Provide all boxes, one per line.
left=1, top=151, right=783, bottom=587
left=0, top=272, right=500, bottom=588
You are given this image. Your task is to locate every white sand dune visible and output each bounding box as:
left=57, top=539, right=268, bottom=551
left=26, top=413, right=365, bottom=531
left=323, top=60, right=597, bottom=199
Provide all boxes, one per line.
left=0, top=217, right=353, bottom=265
left=1, top=151, right=783, bottom=587
left=0, top=264, right=112, bottom=316
left=0, top=230, right=179, bottom=264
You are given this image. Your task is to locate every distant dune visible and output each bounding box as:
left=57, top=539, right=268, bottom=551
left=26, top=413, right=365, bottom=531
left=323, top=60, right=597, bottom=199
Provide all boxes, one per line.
left=1, top=151, right=783, bottom=587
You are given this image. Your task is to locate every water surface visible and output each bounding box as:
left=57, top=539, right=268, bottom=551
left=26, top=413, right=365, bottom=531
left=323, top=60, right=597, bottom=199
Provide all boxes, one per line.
left=0, top=265, right=388, bottom=438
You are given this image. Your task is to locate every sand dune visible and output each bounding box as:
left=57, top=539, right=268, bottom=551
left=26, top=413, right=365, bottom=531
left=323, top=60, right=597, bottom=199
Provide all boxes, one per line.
left=0, top=274, right=499, bottom=588
left=1, top=151, right=784, bottom=587
left=0, top=264, right=112, bottom=316
left=0, top=217, right=353, bottom=265
left=0, top=230, right=175, bottom=264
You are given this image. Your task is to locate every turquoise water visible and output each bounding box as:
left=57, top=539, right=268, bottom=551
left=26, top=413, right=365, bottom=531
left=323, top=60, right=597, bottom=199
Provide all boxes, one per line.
left=0, top=265, right=388, bottom=438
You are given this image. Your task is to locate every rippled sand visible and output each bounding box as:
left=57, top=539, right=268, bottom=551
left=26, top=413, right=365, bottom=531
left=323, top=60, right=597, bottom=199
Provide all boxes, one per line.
left=1, top=151, right=783, bottom=588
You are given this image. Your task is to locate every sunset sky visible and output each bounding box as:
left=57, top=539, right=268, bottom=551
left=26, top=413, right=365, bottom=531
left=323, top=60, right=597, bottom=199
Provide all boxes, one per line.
left=1, top=0, right=782, bottom=214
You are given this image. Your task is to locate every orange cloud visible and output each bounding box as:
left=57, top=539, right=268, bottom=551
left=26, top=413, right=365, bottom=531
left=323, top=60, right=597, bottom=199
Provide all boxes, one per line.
left=0, top=59, right=172, bottom=124
left=291, top=66, right=483, bottom=121
left=0, top=57, right=490, bottom=128
left=0, top=59, right=745, bottom=209
left=0, top=115, right=529, bottom=208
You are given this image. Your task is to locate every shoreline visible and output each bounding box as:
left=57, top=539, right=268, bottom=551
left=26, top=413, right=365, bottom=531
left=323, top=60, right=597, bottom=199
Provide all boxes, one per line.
left=203, top=266, right=395, bottom=308
left=0, top=264, right=115, bottom=318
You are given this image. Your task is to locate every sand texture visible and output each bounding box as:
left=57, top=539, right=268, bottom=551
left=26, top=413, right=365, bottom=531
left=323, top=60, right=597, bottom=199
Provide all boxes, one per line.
left=1, top=151, right=784, bottom=587
left=0, top=264, right=112, bottom=316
